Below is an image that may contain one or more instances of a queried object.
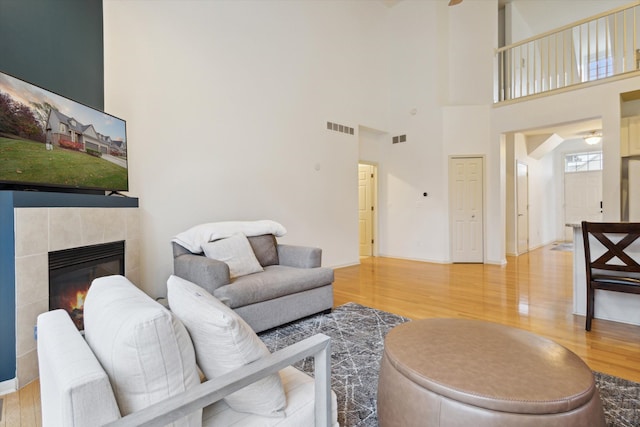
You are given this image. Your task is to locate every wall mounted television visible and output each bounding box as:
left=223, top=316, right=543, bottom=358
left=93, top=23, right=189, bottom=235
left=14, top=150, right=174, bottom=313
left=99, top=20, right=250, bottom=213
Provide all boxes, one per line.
left=0, top=70, right=127, bottom=194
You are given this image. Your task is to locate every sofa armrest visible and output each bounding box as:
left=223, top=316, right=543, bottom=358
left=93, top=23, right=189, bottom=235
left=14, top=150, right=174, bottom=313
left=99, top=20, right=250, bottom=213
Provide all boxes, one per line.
left=105, top=333, right=333, bottom=427
left=174, top=253, right=231, bottom=294
left=278, top=244, right=322, bottom=268
left=37, top=309, right=121, bottom=427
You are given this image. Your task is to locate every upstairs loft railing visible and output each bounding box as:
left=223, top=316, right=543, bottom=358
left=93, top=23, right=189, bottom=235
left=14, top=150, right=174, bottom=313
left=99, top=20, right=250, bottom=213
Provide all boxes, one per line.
left=496, top=2, right=640, bottom=103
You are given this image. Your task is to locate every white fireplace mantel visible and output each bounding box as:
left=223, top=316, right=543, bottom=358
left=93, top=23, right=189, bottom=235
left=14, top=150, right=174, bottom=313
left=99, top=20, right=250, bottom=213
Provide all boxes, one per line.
left=0, top=191, right=139, bottom=394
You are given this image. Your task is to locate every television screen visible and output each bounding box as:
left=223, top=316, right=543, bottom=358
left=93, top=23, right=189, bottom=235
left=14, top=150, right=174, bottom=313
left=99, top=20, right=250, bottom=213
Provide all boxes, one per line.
left=0, top=70, right=127, bottom=193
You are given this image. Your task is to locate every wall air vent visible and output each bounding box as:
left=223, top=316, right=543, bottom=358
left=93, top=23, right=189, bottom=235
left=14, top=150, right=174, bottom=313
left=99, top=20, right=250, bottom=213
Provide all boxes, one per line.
left=392, top=134, right=407, bottom=144
left=327, top=121, right=354, bottom=135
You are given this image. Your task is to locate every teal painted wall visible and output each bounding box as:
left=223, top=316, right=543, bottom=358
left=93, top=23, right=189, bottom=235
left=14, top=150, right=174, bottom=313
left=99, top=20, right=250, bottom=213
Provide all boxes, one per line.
left=0, top=193, right=16, bottom=383
left=0, top=0, right=104, bottom=109
left=0, top=0, right=104, bottom=383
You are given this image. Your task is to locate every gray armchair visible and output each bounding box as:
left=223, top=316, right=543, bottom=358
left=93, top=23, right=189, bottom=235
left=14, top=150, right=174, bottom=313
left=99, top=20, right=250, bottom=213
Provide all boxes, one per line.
left=172, top=235, right=334, bottom=332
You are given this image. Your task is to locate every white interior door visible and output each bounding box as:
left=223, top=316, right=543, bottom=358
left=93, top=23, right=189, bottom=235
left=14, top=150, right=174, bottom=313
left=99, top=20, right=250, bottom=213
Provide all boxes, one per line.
left=629, top=159, right=640, bottom=221
left=516, top=162, right=529, bottom=254
left=564, top=170, right=602, bottom=241
left=358, top=164, right=374, bottom=257
left=449, top=157, right=484, bottom=263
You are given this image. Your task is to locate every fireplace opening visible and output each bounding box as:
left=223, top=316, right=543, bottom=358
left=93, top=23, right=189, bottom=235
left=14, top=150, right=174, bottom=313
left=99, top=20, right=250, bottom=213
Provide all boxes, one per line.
left=49, top=240, right=125, bottom=330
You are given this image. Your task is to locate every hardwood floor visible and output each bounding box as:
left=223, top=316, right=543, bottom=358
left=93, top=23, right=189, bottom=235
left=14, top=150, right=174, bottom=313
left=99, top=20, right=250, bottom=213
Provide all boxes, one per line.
left=3, top=244, right=639, bottom=425
left=334, top=245, right=640, bottom=383
left=0, top=380, right=40, bottom=427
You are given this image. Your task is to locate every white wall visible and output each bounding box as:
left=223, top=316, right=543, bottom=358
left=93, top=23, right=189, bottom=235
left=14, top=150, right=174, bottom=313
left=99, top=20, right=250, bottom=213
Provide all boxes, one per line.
left=447, top=0, right=497, bottom=105
left=378, top=0, right=448, bottom=262
left=506, top=0, right=631, bottom=43
left=104, top=0, right=501, bottom=294
left=504, top=132, right=557, bottom=254
left=489, top=75, right=640, bottom=266
left=516, top=137, right=557, bottom=249
left=490, top=0, right=637, bottom=264
left=355, top=0, right=497, bottom=264
left=103, top=0, right=640, bottom=297
left=443, top=0, right=498, bottom=262
left=104, top=0, right=389, bottom=296
left=504, top=2, right=533, bottom=45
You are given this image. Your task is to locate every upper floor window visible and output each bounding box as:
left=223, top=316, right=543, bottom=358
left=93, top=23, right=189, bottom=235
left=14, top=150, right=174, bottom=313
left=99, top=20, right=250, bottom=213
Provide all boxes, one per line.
left=588, top=57, right=613, bottom=81
left=565, top=151, right=602, bottom=173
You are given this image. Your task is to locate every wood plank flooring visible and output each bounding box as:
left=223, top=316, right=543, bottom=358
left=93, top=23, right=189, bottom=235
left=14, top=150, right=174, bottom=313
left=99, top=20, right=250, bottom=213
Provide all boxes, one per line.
left=0, top=381, right=40, bottom=427
left=334, top=246, right=640, bottom=383
left=3, top=244, right=639, bottom=425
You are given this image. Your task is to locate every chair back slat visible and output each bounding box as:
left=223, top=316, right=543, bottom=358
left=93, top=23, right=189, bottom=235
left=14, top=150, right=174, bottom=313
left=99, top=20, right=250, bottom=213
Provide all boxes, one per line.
left=582, top=222, right=640, bottom=276
left=590, top=232, right=640, bottom=271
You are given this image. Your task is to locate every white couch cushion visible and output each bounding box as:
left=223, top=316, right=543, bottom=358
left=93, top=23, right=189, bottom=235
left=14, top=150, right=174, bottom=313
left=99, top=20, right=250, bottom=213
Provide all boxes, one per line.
left=202, top=366, right=339, bottom=427
left=167, top=275, right=286, bottom=417
left=37, top=309, right=121, bottom=427
left=202, top=233, right=264, bottom=279
left=83, top=275, right=201, bottom=427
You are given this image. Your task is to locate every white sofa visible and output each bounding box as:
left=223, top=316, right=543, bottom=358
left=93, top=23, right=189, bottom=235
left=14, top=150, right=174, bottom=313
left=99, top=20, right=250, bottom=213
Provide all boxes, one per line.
left=37, top=275, right=338, bottom=426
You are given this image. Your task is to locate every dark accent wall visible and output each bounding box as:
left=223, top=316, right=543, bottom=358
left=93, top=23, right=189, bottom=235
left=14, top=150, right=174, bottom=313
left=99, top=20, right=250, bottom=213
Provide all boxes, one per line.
left=0, top=192, right=16, bottom=384
left=0, top=0, right=105, bottom=384
left=0, top=0, right=104, bottom=109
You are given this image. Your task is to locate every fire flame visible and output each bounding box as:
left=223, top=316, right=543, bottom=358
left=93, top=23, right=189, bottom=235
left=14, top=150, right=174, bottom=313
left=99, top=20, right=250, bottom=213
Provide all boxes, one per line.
left=71, top=291, right=87, bottom=311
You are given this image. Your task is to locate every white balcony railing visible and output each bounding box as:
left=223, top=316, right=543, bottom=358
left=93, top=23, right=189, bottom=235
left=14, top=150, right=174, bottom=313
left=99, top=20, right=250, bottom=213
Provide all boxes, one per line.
left=496, top=2, right=640, bottom=103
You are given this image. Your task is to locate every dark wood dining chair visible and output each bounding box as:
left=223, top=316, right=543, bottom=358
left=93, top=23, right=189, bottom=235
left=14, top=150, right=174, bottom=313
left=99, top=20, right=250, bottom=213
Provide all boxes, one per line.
left=582, top=221, right=640, bottom=331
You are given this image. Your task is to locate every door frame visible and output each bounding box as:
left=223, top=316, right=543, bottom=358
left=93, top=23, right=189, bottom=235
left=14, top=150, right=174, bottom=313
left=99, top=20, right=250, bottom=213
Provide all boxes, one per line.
left=448, top=155, right=486, bottom=263
left=358, top=161, right=378, bottom=257
left=516, top=161, right=529, bottom=255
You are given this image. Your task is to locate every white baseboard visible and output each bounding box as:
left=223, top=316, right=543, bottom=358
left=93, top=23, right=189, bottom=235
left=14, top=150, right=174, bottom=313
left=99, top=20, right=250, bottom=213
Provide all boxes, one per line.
left=335, top=254, right=508, bottom=266
left=527, top=242, right=546, bottom=251
left=329, top=261, right=361, bottom=269
left=0, top=377, right=17, bottom=396
left=376, top=253, right=451, bottom=264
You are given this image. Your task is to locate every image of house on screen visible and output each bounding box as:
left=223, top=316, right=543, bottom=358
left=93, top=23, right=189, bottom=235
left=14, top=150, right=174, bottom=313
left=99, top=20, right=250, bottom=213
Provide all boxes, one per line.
left=46, top=109, right=126, bottom=157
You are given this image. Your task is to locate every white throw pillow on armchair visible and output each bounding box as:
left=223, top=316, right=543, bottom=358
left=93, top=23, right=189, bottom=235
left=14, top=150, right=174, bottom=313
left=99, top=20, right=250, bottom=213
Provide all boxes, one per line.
left=167, top=274, right=287, bottom=417
left=202, top=233, right=264, bottom=279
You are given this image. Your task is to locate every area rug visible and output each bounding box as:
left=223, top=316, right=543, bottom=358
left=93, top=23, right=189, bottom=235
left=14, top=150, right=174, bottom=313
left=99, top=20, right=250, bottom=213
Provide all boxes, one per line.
left=259, top=302, right=640, bottom=427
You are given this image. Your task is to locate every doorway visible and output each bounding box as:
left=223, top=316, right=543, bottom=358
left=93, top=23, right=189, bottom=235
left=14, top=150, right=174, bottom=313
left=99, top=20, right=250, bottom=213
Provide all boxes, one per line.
left=358, top=163, right=377, bottom=257
left=449, top=156, right=484, bottom=262
left=564, top=151, right=603, bottom=241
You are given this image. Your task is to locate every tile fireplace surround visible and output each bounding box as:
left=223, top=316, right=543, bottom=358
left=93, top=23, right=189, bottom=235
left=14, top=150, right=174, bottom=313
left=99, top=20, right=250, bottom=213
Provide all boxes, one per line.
left=0, top=191, right=139, bottom=393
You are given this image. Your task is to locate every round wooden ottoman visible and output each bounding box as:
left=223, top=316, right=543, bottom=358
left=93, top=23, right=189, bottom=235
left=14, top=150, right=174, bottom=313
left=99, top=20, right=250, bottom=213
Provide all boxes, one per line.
left=377, top=319, right=606, bottom=427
